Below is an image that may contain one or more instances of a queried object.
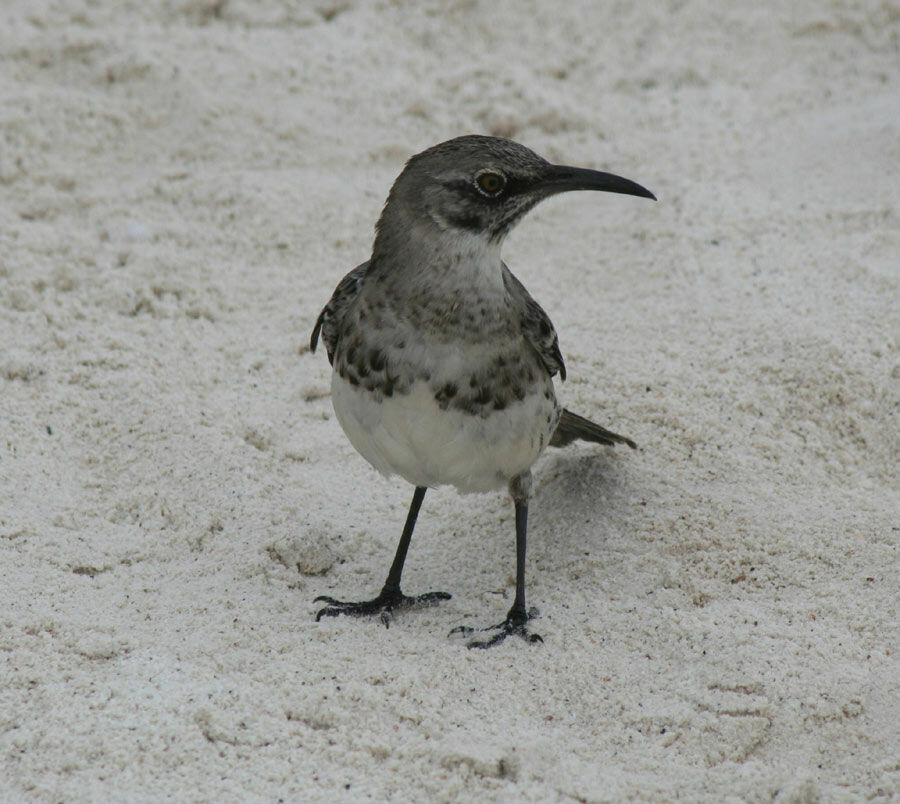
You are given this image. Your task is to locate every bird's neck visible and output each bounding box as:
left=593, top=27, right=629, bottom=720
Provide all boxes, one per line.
left=371, top=213, right=507, bottom=299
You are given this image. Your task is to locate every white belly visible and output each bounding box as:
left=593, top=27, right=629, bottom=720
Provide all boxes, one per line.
left=331, top=372, right=557, bottom=493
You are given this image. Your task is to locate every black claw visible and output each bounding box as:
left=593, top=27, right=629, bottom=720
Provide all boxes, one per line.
left=313, top=595, right=344, bottom=606
left=450, top=606, right=543, bottom=649
left=314, top=589, right=451, bottom=623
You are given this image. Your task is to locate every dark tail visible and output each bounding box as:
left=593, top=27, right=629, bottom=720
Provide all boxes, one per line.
left=549, top=408, right=637, bottom=450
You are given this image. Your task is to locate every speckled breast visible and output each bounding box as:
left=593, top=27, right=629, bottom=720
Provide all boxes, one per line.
left=330, top=297, right=560, bottom=492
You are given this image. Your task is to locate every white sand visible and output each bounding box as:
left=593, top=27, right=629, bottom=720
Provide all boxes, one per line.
left=2, top=1, right=898, bottom=801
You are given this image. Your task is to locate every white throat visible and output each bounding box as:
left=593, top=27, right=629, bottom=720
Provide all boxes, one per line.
left=426, top=219, right=506, bottom=295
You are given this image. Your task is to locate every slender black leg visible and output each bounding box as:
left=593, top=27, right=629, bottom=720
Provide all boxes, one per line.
left=381, top=485, right=426, bottom=596
left=508, top=500, right=531, bottom=624
left=450, top=499, right=542, bottom=649
left=315, top=486, right=451, bottom=626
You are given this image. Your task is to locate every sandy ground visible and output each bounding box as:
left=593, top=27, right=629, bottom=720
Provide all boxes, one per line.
left=2, top=1, right=899, bottom=801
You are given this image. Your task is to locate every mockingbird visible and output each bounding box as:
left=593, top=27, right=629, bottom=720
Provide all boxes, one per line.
left=311, top=135, right=654, bottom=648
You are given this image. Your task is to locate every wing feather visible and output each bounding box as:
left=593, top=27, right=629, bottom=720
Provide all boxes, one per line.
left=501, top=263, right=566, bottom=380
left=310, top=261, right=369, bottom=365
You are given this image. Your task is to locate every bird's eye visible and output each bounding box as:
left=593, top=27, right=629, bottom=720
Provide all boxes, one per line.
left=475, top=171, right=506, bottom=196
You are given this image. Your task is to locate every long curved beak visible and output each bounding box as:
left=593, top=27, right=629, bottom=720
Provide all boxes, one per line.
left=539, top=165, right=656, bottom=201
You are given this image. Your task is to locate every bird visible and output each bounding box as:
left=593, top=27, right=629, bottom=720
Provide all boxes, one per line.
left=310, top=135, right=654, bottom=648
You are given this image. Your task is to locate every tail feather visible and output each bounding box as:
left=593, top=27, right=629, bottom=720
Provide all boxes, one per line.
left=549, top=408, right=637, bottom=450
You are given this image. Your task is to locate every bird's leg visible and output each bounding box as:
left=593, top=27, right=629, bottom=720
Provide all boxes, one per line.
left=315, top=486, right=451, bottom=626
left=451, top=473, right=543, bottom=648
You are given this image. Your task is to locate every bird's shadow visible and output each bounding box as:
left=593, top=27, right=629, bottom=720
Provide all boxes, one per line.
left=529, top=450, right=638, bottom=567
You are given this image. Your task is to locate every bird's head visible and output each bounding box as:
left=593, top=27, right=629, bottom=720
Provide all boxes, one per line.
left=373, top=135, right=655, bottom=257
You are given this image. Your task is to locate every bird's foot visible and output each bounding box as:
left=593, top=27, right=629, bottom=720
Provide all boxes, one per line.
left=314, top=587, right=451, bottom=628
left=449, top=606, right=543, bottom=649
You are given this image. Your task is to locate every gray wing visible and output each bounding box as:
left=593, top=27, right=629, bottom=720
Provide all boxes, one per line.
left=501, top=263, right=566, bottom=381
left=310, top=261, right=369, bottom=365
